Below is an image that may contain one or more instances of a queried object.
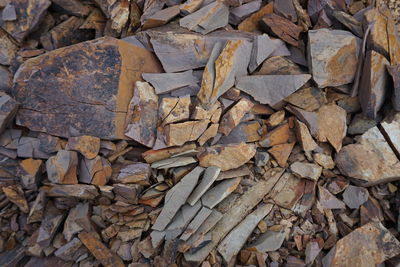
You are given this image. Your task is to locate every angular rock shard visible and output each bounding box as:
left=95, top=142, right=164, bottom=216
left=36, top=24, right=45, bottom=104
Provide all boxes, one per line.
left=42, top=184, right=99, bottom=199
left=159, top=96, right=191, bottom=125
left=13, top=37, right=162, bottom=140
left=66, top=136, right=100, bottom=159
left=235, top=75, right=311, bottom=107
left=290, top=162, right=322, bottom=181
left=201, top=177, right=241, bottom=208
left=187, top=166, right=220, bottom=205
left=388, top=65, right=400, bottom=111
left=143, top=70, right=199, bottom=95
left=260, top=13, right=303, bottom=46
left=0, top=92, right=19, bottom=135
left=218, top=98, right=254, bottom=136
left=46, top=150, right=78, bottom=184
left=2, top=184, right=29, bottom=213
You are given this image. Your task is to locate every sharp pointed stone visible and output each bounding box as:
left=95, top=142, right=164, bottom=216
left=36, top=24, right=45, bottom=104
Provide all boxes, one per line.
left=180, top=207, right=212, bottom=241
left=318, top=186, right=346, bottom=209
left=260, top=14, right=303, bottom=46
left=187, top=166, right=221, bottom=205
left=143, top=71, right=199, bottom=95
left=218, top=98, right=254, bottom=136
left=235, top=75, right=311, bottom=106
left=201, top=177, right=241, bottom=208
left=248, top=34, right=278, bottom=72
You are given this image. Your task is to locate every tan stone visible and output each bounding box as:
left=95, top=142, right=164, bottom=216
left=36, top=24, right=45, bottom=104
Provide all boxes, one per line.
left=142, top=143, right=197, bottom=164
left=295, top=119, right=317, bottom=152
left=2, top=184, right=29, bottom=213
left=66, top=136, right=100, bottom=159
left=46, top=150, right=78, bottom=184
left=290, top=162, right=322, bottom=181
left=198, top=123, right=219, bottom=146
left=285, top=87, right=326, bottom=112
left=159, top=96, right=190, bottom=125
left=192, top=102, right=222, bottom=123
left=267, top=111, right=285, bottom=127
left=198, top=142, right=256, bottom=171
left=259, top=123, right=290, bottom=147
left=314, top=153, right=335, bottom=169
left=268, top=142, right=295, bottom=167
left=165, top=120, right=209, bottom=146
left=238, top=2, right=273, bottom=32
left=271, top=172, right=305, bottom=210
left=218, top=98, right=254, bottom=135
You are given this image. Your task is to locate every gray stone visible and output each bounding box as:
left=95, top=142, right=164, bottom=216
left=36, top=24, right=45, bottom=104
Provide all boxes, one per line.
left=37, top=202, right=66, bottom=247
left=142, top=5, right=180, bottom=30
left=46, top=150, right=78, bottom=184
left=54, top=238, right=85, bottom=262
left=255, top=151, right=270, bottom=167
left=274, top=0, right=297, bottom=22
left=165, top=201, right=202, bottom=239
left=229, top=0, right=261, bottom=25
left=113, top=183, right=143, bottom=204
left=236, top=75, right=311, bottom=107
left=217, top=204, right=274, bottom=263
left=318, top=186, right=346, bottom=209
left=379, top=113, right=400, bottom=156
left=248, top=34, right=279, bottom=73
left=27, top=190, right=46, bottom=224
left=42, top=184, right=99, bottom=199
left=187, top=166, right=221, bottom=205
left=201, top=177, right=241, bottom=209
left=150, top=156, right=197, bottom=169
left=0, top=66, right=12, bottom=93
left=342, top=185, right=369, bottom=209
left=142, top=70, right=199, bottom=94
left=180, top=207, right=212, bottom=241
left=248, top=229, right=286, bottom=252
left=180, top=1, right=229, bottom=34
left=348, top=113, right=377, bottom=135
left=0, top=92, right=19, bottom=134
left=63, top=202, right=91, bottom=241
left=152, top=166, right=204, bottom=231
left=2, top=3, right=17, bottom=21
left=388, top=65, right=400, bottom=111
left=290, top=162, right=322, bottom=181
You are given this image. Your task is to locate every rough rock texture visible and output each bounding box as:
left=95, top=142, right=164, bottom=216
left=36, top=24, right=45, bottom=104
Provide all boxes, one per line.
left=13, top=37, right=162, bottom=140
left=308, top=29, right=360, bottom=88
left=0, top=93, right=19, bottom=134
left=0, top=29, right=18, bottom=65
left=46, top=150, right=78, bottom=184
left=66, top=136, right=100, bottom=159
left=218, top=98, right=254, bottom=136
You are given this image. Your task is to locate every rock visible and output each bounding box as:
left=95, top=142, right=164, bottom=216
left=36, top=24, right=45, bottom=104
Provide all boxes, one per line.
left=50, top=0, right=91, bottom=17
left=308, top=29, right=360, bottom=88
left=13, top=37, right=162, bottom=140
left=63, top=202, right=92, bottom=242
left=197, top=40, right=252, bottom=107
left=113, top=183, right=143, bottom=204
left=0, top=66, right=12, bottom=93
left=27, top=190, right=46, bottom=223
left=0, top=29, right=18, bottom=65
left=238, top=2, right=273, bottom=32
left=255, top=151, right=270, bottom=167
left=2, top=184, right=29, bottom=213
left=267, top=111, right=285, bottom=127
left=180, top=207, right=212, bottom=241
left=117, top=228, right=142, bottom=242
left=142, top=5, right=180, bottom=30
left=197, top=142, right=256, bottom=171
left=285, top=87, right=326, bottom=112
left=219, top=121, right=262, bottom=144
left=180, top=0, right=203, bottom=14
left=305, top=238, right=324, bottom=264
left=151, top=156, right=197, bottom=169
left=380, top=113, right=400, bottom=155
left=359, top=50, right=389, bottom=119
left=125, top=81, right=159, bottom=147
left=143, top=71, right=199, bottom=95
left=318, top=186, right=346, bottom=209
left=268, top=142, right=295, bottom=167
left=201, top=177, right=241, bottom=208
left=0, top=93, right=19, bottom=134
left=79, top=232, right=124, bottom=267
left=17, top=136, right=50, bottom=159
left=46, top=150, right=78, bottom=184
left=165, top=120, right=209, bottom=146
left=248, top=229, right=286, bottom=252
left=180, top=1, right=229, bottom=34
left=229, top=0, right=262, bottom=25
left=2, top=3, right=16, bottom=21
left=19, top=158, right=42, bottom=188
left=348, top=113, right=377, bottom=135
left=388, top=65, right=400, bottom=111
left=142, top=143, right=196, bottom=164
left=152, top=166, right=204, bottom=231
left=270, top=172, right=305, bottom=210
left=342, top=185, right=369, bottom=209
left=235, top=75, right=311, bottom=107
left=114, top=162, right=151, bottom=185
left=259, top=123, right=290, bottom=147
left=95, top=0, right=129, bottom=36
left=218, top=98, right=254, bottom=136
left=336, top=126, right=400, bottom=186
left=360, top=196, right=384, bottom=225
left=295, top=119, right=317, bottom=151
left=217, top=204, right=274, bottom=263
left=260, top=14, right=303, bottom=46
left=217, top=165, right=252, bottom=181
left=323, top=222, right=400, bottom=267
left=313, top=153, right=335, bottom=169
left=42, top=184, right=99, bottom=199
left=256, top=56, right=304, bottom=75
left=192, top=102, right=222, bottom=122
left=198, top=123, right=219, bottom=145
left=248, top=34, right=278, bottom=72
left=79, top=156, right=111, bottom=185
left=1, top=0, right=51, bottom=42
left=37, top=202, right=66, bottom=247
left=65, top=136, right=100, bottom=159
left=290, top=162, right=322, bottom=181
left=54, top=237, right=85, bottom=262
left=187, top=166, right=220, bottom=205
left=159, top=96, right=191, bottom=125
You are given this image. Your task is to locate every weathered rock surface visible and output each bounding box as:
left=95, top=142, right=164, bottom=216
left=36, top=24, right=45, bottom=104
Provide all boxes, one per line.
left=285, top=87, right=326, bottom=112
left=37, top=202, right=66, bottom=247
left=13, top=37, right=162, bottom=140
left=238, top=2, right=273, bottom=32
left=46, top=150, right=78, bottom=184
left=235, top=75, right=311, bottom=107
left=0, top=92, right=19, bottom=134
left=197, top=143, right=256, bottom=171
left=290, top=162, right=322, bottom=181
left=180, top=207, right=212, bottom=241
left=79, top=156, right=111, bottom=185
left=271, top=172, right=305, bottom=209
left=114, top=162, right=151, bottom=185
left=201, top=177, right=241, bottom=208
left=42, top=184, right=99, bottom=199
left=66, top=136, right=100, bottom=159
left=248, top=34, right=278, bottom=72
left=143, top=70, right=199, bottom=95
left=342, top=185, right=369, bottom=209
left=295, top=119, right=317, bottom=151
left=187, top=166, right=220, bottom=205
left=268, top=142, right=295, bottom=167
left=159, top=96, right=191, bottom=125
left=319, top=186, right=346, bottom=209
left=2, top=184, right=29, bottom=213
left=308, top=29, right=360, bottom=88
left=248, top=229, right=286, bottom=253
left=388, top=65, right=400, bottom=111
left=0, top=29, right=18, bottom=65
left=260, top=14, right=303, bottom=46
left=218, top=98, right=254, bottom=136
left=165, top=120, right=209, bottom=146
left=380, top=113, right=400, bottom=155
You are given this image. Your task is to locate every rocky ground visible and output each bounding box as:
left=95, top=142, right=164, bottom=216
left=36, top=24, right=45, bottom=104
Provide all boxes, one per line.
left=0, top=0, right=400, bottom=266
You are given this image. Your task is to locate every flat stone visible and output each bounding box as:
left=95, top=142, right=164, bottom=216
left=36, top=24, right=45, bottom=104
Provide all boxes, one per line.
left=142, top=143, right=197, bottom=164
left=159, top=96, right=191, bottom=125
left=248, top=34, right=278, bottom=72
left=305, top=238, right=324, bottom=264
left=255, top=151, right=270, bottom=167
left=180, top=207, right=212, bottom=241
left=113, top=183, right=143, bottom=204
left=256, top=56, right=304, bottom=75
left=0, top=66, right=12, bottom=93
left=197, top=40, right=252, bottom=107
left=218, top=204, right=274, bottom=263
left=259, top=123, right=290, bottom=147
left=336, top=126, right=400, bottom=186
left=37, top=201, right=66, bottom=247
left=359, top=50, right=389, bottom=119
left=308, top=29, right=360, bottom=88
left=348, top=113, right=377, bottom=135
left=201, top=177, right=241, bottom=208
left=13, top=37, right=162, bottom=140
left=218, top=121, right=262, bottom=144
left=151, top=156, right=197, bottom=169
left=197, top=142, right=256, bottom=171
left=54, top=237, right=85, bottom=262
left=295, top=119, right=318, bottom=152
left=380, top=113, right=400, bottom=155
left=46, top=150, right=78, bottom=184
left=0, top=29, right=18, bottom=65
left=79, top=232, right=124, bottom=267
left=192, top=101, right=222, bottom=122
left=260, top=14, right=303, bottom=46
left=27, top=190, right=46, bottom=223
left=2, top=184, right=29, bottom=213
left=322, top=222, right=400, bottom=267
left=1, top=0, right=51, bottom=42
left=314, top=153, right=335, bottom=169
left=143, top=71, right=198, bottom=95
left=96, top=0, right=129, bottom=35
left=17, top=136, right=50, bottom=159
left=19, top=158, right=42, bottom=188
left=0, top=93, right=18, bottom=134
left=238, top=2, right=273, bottom=32
left=198, top=123, right=219, bottom=146
left=114, top=162, right=151, bottom=185
left=180, top=1, right=229, bottom=34
left=42, top=184, right=99, bottom=199
left=342, top=185, right=369, bottom=209
left=117, top=228, right=142, bottom=242
left=285, top=87, right=326, bottom=112
left=229, top=0, right=262, bottom=25
left=271, top=172, right=305, bottom=209
left=290, top=162, right=322, bottom=181
left=180, top=0, right=204, bottom=14
left=79, top=156, right=111, bottom=185
left=152, top=166, right=204, bottom=231
left=63, top=202, right=92, bottom=242
left=218, top=98, right=254, bottom=136
left=388, top=65, right=400, bottom=111
left=187, top=166, right=220, bottom=205
left=125, top=81, right=159, bottom=147
left=235, top=75, right=311, bottom=107
left=2, top=3, right=16, bottom=21
left=165, top=120, right=209, bottom=146
left=268, top=142, right=295, bottom=167
left=248, top=229, right=286, bottom=252
left=51, top=0, right=91, bottom=17
left=142, top=5, right=180, bottom=30
left=318, top=186, right=346, bottom=209
left=267, top=111, right=285, bottom=127
left=66, top=136, right=100, bottom=159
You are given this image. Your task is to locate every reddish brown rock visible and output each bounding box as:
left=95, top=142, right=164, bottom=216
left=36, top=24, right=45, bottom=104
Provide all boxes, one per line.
left=260, top=14, right=303, bottom=46
left=46, top=150, right=78, bottom=184
left=218, top=98, right=254, bottom=136
left=142, top=143, right=197, bottom=164
left=268, top=142, right=295, bottom=167
left=13, top=37, right=162, bottom=140
left=238, top=2, right=273, bottom=32
left=42, top=184, right=99, bottom=199
left=2, top=184, right=29, bottom=213
left=198, top=142, right=256, bottom=171
left=259, top=123, right=291, bottom=147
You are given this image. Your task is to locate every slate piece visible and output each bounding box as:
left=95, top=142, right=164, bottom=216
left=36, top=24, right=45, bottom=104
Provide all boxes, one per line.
left=142, top=70, right=199, bottom=94
left=187, top=166, right=220, bottom=205
left=201, top=177, right=241, bottom=209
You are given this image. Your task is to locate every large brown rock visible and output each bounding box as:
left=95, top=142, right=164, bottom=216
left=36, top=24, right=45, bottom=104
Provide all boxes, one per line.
left=13, top=37, right=162, bottom=140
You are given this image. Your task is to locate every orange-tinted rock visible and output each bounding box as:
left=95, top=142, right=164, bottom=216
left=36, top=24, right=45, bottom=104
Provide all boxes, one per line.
left=191, top=102, right=222, bottom=123
left=238, top=2, right=273, bottom=32
left=260, top=14, right=303, bottom=46
left=285, top=87, right=326, bottom=112
left=79, top=232, right=124, bottom=267
left=125, top=81, right=159, bottom=147
left=13, top=37, right=162, bottom=140
left=271, top=172, right=305, bottom=209
left=268, top=142, right=295, bottom=167
left=159, top=96, right=191, bottom=125
left=218, top=98, right=254, bottom=135
left=142, top=5, right=180, bottom=30
left=260, top=123, right=290, bottom=147
left=79, top=156, right=111, bottom=185
left=295, top=119, right=317, bottom=151
left=219, top=121, right=262, bottom=144
left=142, top=143, right=197, bottom=164
left=19, top=158, right=42, bottom=189
left=46, top=150, right=78, bottom=184
left=2, top=184, right=29, bottom=213
left=198, top=142, right=256, bottom=171
left=198, top=123, right=219, bottom=146
left=165, top=120, right=209, bottom=146
left=66, top=136, right=100, bottom=159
